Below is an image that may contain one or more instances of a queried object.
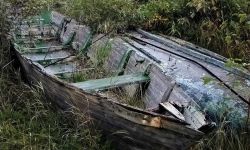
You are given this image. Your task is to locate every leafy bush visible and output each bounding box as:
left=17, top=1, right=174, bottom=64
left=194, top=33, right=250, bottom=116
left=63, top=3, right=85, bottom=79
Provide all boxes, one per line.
left=64, top=0, right=250, bottom=63
left=65, top=0, right=140, bottom=33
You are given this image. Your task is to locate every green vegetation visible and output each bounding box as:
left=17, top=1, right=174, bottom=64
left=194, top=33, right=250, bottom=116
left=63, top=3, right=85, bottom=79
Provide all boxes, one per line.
left=65, top=0, right=250, bottom=63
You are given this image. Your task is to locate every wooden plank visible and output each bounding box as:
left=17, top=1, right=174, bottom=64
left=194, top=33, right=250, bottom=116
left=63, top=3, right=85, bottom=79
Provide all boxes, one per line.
left=71, top=25, right=92, bottom=52
left=167, top=85, right=210, bottom=130
left=160, top=102, right=185, bottom=121
left=22, top=50, right=71, bottom=63
left=16, top=26, right=53, bottom=36
left=122, top=51, right=151, bottom=97
left=14, top=37, right=56, bottom=44
left=72, top=73, right=150, bottom=92
left=136, top=29, right=250, bottom=80
left=184, top=106, right=207, bottom=130
left=161, top=34, right=227, bottom=62
left=105, top=38, right=130, bottom=73
left=59, top=22, right=77, bottom=45
left=143, top=65, right=176, bottom=110
left=51, top=11, right=65, bottom=27
left=44, top=63, right=77, bottom=75
left=19, top=45, right=69, bottom=54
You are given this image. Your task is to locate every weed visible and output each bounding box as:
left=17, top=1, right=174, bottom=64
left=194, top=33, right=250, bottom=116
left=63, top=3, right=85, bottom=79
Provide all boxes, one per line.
left=192, top=120, right=250, bottom=150
left=95, top=41, right=112, bottom=67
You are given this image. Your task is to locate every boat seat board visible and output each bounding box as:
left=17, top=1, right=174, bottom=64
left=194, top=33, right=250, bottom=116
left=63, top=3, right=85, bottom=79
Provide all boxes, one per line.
left=44, top=63, right=77, bottom=75
left=14, top=36, right=57, bottom=44
left=22, top=50, right=71, bottom=63
left=72, top=73, right=150, bottom=92
left=20, top=45, right=69, bottom=54
left=15, top=25, right=54, bottom=36
left=19, top=22, right=77, bottom=49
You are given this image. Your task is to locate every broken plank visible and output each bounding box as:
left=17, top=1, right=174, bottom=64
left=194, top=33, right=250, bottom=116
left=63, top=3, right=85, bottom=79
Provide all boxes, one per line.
left=160, top=102, right=186, bottom=121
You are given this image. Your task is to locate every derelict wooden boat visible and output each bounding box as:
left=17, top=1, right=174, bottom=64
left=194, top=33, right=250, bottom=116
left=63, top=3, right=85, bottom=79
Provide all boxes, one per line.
left=11, top=11, right=250, bottom=150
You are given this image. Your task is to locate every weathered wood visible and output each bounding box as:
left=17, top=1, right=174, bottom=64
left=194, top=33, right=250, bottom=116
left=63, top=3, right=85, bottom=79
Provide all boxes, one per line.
left=105, top=37, right=130, bottom=73
left=143, top=65, right=176, bottom=109
left=72, top=73, right=150, bottom=92
left=136, top=29, right=250, bottom=80
left=45, top=63, right=77, bottom=75
left=120, top=38, right=213, bottom=129
left=71, top=25, right=92, bottom=52
left=13, top=11, right=233, bottom=150
left=184, top=106, right=207, bottom=130
left=127, top=31, right=249, bottom=127
left=51, top=11, right=65, bottom=27
left=16, top=26, right=53, bottom=37
left=87, top=34, right=111, bottom=65
left=59, top=22, right=77, bottom=45
left=14, top=49, right=203, bottom=150
left=22, top=50, right=71, bottom=63
left=159, top=33, right=227, bottom=62
left=20, top=45, right=69, bottom=54
left=122, top=51, right=151, bottom=98
left=160, top=102, right=185, bottom=121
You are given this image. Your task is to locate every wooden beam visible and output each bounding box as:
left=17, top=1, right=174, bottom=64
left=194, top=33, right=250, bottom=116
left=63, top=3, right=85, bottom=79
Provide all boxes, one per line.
left=72, top=73, right=150, bottom=92
left=22, top=50, right=71, bottom=63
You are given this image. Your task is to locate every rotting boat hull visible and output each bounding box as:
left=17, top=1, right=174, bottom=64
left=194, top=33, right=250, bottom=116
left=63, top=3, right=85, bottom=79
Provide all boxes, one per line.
left=13, top=47, right=203, bottom=150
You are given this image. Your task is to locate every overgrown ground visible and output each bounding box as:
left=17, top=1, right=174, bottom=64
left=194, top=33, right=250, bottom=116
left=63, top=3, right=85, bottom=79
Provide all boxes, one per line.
left=1, top=0, right=250, bottom=149
left=0, top=1, right=111, bottom=150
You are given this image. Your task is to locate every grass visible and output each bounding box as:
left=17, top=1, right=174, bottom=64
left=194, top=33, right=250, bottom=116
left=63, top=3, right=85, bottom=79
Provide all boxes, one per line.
left=62, top=41, right=113, bottom=83
left=192, top=121, right=250, bottom=150
left=110, top=86, right=146, bottom=109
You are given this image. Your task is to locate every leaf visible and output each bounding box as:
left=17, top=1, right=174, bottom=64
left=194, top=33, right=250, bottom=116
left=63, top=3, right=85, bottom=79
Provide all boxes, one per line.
left=238, top=13, right=247, bottom=23
left=225, top=35, right=232, bottom=45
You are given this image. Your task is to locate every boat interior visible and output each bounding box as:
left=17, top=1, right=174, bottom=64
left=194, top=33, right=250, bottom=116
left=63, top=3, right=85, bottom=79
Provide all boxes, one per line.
left=13, top=11, right=217, bottom=133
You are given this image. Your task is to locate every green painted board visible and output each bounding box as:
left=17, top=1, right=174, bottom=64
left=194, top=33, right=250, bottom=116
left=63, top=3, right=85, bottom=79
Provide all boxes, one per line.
left=72, top=73, right=150, bottom=92
left=45, top=63, right=76, bottom=75
left=22, top=50, right=71, bottom=62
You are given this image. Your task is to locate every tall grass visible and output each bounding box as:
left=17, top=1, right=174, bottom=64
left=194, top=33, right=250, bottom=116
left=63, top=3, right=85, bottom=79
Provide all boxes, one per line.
left=192, top=121, right=250, bottom=150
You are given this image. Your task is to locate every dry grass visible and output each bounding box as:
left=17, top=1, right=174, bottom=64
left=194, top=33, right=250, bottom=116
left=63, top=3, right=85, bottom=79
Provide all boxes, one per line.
left=192, top=121, right=250, bottom=150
